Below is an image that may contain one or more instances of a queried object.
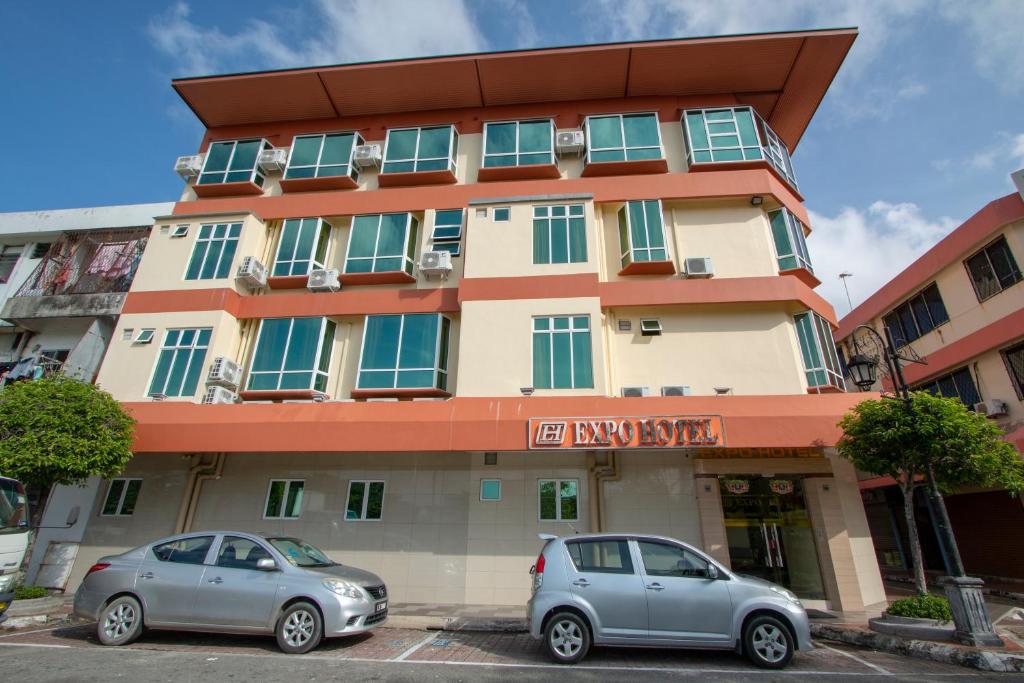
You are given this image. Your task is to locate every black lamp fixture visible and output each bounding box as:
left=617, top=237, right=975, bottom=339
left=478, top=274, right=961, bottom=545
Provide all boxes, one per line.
left=750, top=195, right=764, bottom=206
left=845, top=353, right=878, bottom=390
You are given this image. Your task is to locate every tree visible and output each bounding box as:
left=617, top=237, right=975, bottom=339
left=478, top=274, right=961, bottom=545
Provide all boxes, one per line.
left=0, top=376, right=135, bottom=529
left=837, top=391, right=1023, bottom=596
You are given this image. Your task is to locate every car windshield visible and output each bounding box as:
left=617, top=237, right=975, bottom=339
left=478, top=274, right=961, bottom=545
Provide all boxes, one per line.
left=0, top=478, right=29, bottom=534
left=266, top=537, right=335, bottom=567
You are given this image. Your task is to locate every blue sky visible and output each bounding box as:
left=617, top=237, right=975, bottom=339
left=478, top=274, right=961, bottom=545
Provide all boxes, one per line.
left=1, top=0, right=1022, bottom=310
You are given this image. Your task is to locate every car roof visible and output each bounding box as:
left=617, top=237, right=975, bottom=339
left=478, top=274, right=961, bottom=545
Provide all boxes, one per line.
left=553, top=533, right=691, bottom=545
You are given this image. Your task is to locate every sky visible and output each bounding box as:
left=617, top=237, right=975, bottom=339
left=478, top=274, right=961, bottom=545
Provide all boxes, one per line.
left=1, top=0, right=1022, bottom=313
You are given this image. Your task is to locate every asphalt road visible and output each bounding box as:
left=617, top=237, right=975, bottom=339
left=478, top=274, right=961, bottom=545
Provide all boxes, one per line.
left=0, top=622, right=1018, bottom=682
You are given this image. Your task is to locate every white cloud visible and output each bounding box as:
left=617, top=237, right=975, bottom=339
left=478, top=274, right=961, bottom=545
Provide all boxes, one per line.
left=962, top=131, right=1024, bottom=172
left=148, top=0, right=487, bottom=75
left=938, top=0, right=1024, bottom=95
left=1013, top=134, right=1024, bottom=168
left=807, top=202, right=957, bottom=314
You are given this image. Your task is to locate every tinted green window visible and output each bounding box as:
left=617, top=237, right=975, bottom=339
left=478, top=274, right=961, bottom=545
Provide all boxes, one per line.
left=382, top=126, right=456, bottom=174
left=273, top=218, right=331, bottom=276
left=533, top=204, right=586, bottom=265
left=198, top=139, right=268, bottom=186
left=431, top=209, right=463, bottom=256
left=284, top=132, right=360, bottom=180
left=483, top=120, right=554, bottom=167
left=345, top=213, right=417, bottom=275
left=532, top=316, right=592, bottom=389
left=185, top=223, right=241, bottom=280
left=617, top=200, right=667, bottom=266
left=101, top=479, right=142, bottom=516
left=768, top=209, right=812, bottom=273
left=346, top=481, right=385, bottom=520
left=247, top=317, right=335, bottom=392
left=539, top=479, right=578, bottom=521
left=587, top=113, right=661, bottom=163
left=794, top=312, right=845, bottom=390
left=480, top=480, right=501, bottom=501
left=357, top=314, right=450, bottom=390
left=264, top=480, right=303, bottom=519
left=148, top=328, right=211, bottom=398
left=684, top=107, right=798, bottom=188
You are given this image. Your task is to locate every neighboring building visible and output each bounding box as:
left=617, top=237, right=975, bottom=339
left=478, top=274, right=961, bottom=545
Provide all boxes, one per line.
left=67, top=30, right=887, bottom=612
left=836, top=184, right=1024, bottom=581
left=0, top=202, right=173, bottom=586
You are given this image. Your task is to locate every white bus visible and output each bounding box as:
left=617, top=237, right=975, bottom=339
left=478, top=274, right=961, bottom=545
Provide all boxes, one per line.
left=0, top=476, right=29, bottom=621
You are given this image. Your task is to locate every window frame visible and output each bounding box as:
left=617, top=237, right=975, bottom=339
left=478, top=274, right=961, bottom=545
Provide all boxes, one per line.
left=152, top=536, right=216, bottom=565
left=538, top=478, right=580, bottom=522
left=584, top=112, right=664, bottom=164
left=272, top=217, right=332, bottom=277
left=183, top=222, right=242, bottom=281
left=532, top=204, right=587, bottom=265
left=532, top=315, right=594, bottom=390
left=197, top=139, right=270, bottom=187
left=794, top=311, right=845, bottom=391
left=381, top=125, right=458, bottom=175
left=356, top=313, right=451, bottom=391
left=284, top=131, right=364, bottom=182
left=343, top=212, right=419, bottom=276
left=146, top=327, right=212, bottom=398
left=682, top=107, right=797, bottom=189
left=1002, top=341, right=1024, bottom=401
left=245, top=317, right=336, bottom=393
left=565, top=539, right=635, bottom=574
left=913, top=366, right=982, bottom=408
left=0, top=244, right=24, bottom=284
left=881, top=282, right=949, bottom=346
left=479, top=479, right=501, bottom=502
left=100, top=478, right=142, bottom=517
left=767, top=208, right=813, bottom=274
left=430, top=209, right=464, bottom=256
left=963, top=236, right=1022, bottom=302
left=635, top=540, right=714, bottom=579
left=345, top=480, right=386, bottom=521
left=263, top=479, right=305, bottom=520
left=481, top=119, right=556, bottom=168
left=617, top=200, right=669, bottom=267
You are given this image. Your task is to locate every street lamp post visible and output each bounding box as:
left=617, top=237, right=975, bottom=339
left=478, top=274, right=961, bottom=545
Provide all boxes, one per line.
left=846, top=325, right=1003, bottom=647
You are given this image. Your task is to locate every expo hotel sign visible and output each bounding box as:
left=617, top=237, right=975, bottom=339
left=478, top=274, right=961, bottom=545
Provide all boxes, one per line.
left=529, top=416, right=724, bottom=450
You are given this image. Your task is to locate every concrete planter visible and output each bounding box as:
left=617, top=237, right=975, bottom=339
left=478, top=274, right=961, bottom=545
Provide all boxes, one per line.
left=5, top=595, right=64, bottom=619
left=868, top=612, right=955, bottom=642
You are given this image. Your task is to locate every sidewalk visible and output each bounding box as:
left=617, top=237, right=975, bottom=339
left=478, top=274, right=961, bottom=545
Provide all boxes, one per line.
left=385, top=602, right=527, bottom=632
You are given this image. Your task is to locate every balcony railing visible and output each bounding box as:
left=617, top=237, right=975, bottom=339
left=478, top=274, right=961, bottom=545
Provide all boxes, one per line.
left=14, top=228, right=149, bottom=297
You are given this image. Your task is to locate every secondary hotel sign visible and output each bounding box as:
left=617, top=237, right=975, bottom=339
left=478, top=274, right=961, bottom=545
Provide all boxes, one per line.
left=528, top=416, right=724, bottom=450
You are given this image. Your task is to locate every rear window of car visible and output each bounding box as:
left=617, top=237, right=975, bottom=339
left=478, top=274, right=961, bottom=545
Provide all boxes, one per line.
left=152, top=536, right=214, bottom=565
left=565, top=540, right=634, bottom=574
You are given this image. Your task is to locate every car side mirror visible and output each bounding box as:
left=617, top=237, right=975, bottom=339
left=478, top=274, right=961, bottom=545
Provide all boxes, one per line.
left=256, top=558, right=278, bottom=571
left=707, top=564, right=719, bottom=580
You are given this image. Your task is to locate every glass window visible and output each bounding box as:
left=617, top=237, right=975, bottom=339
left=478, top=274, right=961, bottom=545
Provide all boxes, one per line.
left=264, top=480, right=304, bottom=519
left=586, top=113, right=662, bottom=163
left=266, top=537, right=333, bottom=567
left=794, top=312, right=845, bottom=390
left=357, top=314, right=451, bottom=391
left=152, top=536, right=215, bottom=565
left=184, top=223, right=242, bottom=280
left=566, top=540, right=632, bottom=573
left=533, top=316, right=593, bottom=389
left=430, top=209, right=463, bottom=256
left=346, top=480, right=385, bottom=520
left=285, top=132, right=362, bottom=182
left=768, top=209, right=812, bottom=273
left=0, top=478, right=27, bottom=531
left=272, top=218, right=331, bottom=277
left=0, top=245, right=23, bottom=283
left=247, top=317, right=336, bottom=393
left=382, top=125, right=457, bottom=174
left=539, top=479, right=579, bottom=521
left=493, top=207, right=511, bottom=222
left=480, top=479, right=501, bottom=501
left=100, top=478, right=142, bottom=516
left=148, top=328, right=212, bottom=398
left=915, top=367, right=981, bottom=408
left=483, top=120, right=554, bottom=167
left=533, top=205, right=586, bottom=264
left=1003, top=342, right=1024, bottom=400
left=198, top=139, right=269, bottom=186
left=683, top=108, right=797, bottom=188
left=617, top=200, right=668, bottom=267
left=965, top=236, right=1022, bottom=302
left=882, top=283, right=949, bottom=346
left=216, top=536, right=273, bottom=570
left=637, top=541, right=712, bottom=578
left=345, top=213, right=418, bottom=276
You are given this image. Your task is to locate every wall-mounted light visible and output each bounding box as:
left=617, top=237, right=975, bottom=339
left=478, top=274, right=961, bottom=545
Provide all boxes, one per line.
left=520, top=386, right=535, bottom=397
left=750, top=196, right=764, bottom=206
left=713, top=386, right=732, bottom=396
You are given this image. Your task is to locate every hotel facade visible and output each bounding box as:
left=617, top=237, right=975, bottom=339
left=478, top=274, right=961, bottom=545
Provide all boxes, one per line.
left=61, top=30, right=887, bottom=612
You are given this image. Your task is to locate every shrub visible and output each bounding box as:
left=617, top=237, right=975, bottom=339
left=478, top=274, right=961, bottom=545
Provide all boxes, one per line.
left=14, top=585, right=49, bottom=601
left=886, top=594, right=952, bottom=622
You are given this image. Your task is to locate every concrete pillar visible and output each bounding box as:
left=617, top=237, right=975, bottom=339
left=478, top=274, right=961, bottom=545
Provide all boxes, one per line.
left=64, top=316, right=115, bottom=381
left=695, top=475, right=730, bottom=568
left=804, top=476, right=865, bottom=612
left=828, top=453, right=887, bottom=608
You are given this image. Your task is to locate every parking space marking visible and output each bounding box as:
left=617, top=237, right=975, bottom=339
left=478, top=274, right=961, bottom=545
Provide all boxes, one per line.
left=392, top=632, right=437, bottom=661
left=0, top=642, right=72, bottom=649
left=816, top=642, right=892, bottom=675
left=0, top=624, right=73, bottom=639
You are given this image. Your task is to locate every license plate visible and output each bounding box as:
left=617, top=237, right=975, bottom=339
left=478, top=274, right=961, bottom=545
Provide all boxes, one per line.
left=375, top=601, right=387, bottom=613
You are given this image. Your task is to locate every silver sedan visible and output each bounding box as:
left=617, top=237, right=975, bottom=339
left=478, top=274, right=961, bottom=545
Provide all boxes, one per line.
left=74, top=531, right=388, bottom=653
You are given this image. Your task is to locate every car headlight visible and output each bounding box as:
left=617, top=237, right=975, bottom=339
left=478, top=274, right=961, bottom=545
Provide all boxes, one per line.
left=322, top=579, right=364, bottom=600
left=0, top=574, right=15, bottom=592
left=770, top=585, right=801, bottom=605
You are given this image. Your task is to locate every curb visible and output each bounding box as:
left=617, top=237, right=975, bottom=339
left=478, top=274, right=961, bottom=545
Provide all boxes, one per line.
left=381, top=615, right=529, bottom=633
left=5, top=596, right=65, bottom=619
left=811, top=623, right=1024, bottom=673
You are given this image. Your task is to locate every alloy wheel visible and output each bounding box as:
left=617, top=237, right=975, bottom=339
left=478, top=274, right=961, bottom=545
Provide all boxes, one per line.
left=752, top=623, right=788, bottom=663
left=103, top=602, right=136, bottom=641
left=550, top=618, right=584, bottom=658
left=283, top=609, right=316, bottom=647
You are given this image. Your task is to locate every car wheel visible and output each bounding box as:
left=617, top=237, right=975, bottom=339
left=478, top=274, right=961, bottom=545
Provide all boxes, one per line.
left=544, top=612, right=590, bottom=664
left=276, top=602, right=323, bottom=654
left=97, top=596, right=144, bottom=646
left=743, top=614, right=794, bottom=669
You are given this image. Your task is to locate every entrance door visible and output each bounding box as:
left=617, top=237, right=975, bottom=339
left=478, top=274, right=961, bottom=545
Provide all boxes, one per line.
left=721, top=478, right=825, bottom=600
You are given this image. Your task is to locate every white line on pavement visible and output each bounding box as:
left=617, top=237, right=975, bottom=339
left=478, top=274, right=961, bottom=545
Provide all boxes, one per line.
left=0, top=642, right=71, bottom=649
left=817, top=642, right=892, bottom=675
left=392, top=632, right=437, bottom=661
left=0, top=624, right=76, bottom=639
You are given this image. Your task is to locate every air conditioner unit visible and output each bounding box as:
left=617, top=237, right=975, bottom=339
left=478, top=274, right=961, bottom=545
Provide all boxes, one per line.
left=174, top=154, right=204, bottom=180
left=974, top=399, right=1008, bottom=418
left=353, top=144, right=382, bottom=168
left=661, top=385, right=692, bottom=397
left=683, top=257, right=714, bottom=278
left=257, top=147, right=288, bottom=173
left=207, top=357, right=242, bottom=390
left=555, top=130, right=585, bottom=156
left=418, top=250, right=453, bottom=279
left=235, top=256, right=268, bottom=290
left=308, top=268, right=341, bottom=292
left=621, top=386, right=651, bottom=398
left=202, top=386, right=237, bottom=405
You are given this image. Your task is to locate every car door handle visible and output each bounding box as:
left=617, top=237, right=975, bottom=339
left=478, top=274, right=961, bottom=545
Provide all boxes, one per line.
left=207, top=577, right=223, bottom=584
left=139, top=572, right=154, bottom=579
left=572, top=579, right=590, bottom=587
left=645, top=583, right=665, bottom=591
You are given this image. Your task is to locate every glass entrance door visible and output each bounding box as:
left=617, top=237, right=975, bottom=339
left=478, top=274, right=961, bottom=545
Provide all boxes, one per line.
left=721, top=477, right=826, bottom=600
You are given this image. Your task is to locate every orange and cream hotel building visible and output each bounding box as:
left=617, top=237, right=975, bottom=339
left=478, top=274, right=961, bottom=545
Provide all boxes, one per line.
left=65, top=29, right=888, bottom=612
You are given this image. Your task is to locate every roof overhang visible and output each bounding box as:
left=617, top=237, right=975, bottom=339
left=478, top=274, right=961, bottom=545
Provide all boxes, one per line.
left=172, top=28, right=857, bottom=151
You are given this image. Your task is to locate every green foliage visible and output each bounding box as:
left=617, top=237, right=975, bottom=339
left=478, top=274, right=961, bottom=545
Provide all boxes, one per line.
left=0, top=376, right=135, bottom=489
left=837, top=391, right=1024, bottom=493
left=886, top=594, right=953, bottom=622
left=13, top=584, right=48, bottom=601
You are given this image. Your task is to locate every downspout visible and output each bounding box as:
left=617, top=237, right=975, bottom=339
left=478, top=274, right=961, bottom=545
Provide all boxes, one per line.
left=183, top=453, right=225, bottom=533
left=174, top=453, right=224, bottom=534
left=589, top=451, right=620, bottom=532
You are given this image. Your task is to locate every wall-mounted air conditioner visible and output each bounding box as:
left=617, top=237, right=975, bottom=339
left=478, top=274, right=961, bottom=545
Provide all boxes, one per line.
left=418, top=250, right=453, bottom=279
left=683, top=257, right=714, bottom=278
left=974, top=399, right=1008, bottom=418
left=207, top=357, right=242, bottom=390
left=202, top=386, right=237, bottom=404
left=621, top=386, right=651, bottom=398
left=661, top=385, right=692, bottom=397
left=353, top=144, right=382, bottom=169
left=174, top=154, right=204, bottom=180
left=555, top=130, right=585, bottom=156
left=308, top=268, right=341, bottom=292
left=257, top=147, right=288, bottom=173
left=235, top=256, right=268, bottom=290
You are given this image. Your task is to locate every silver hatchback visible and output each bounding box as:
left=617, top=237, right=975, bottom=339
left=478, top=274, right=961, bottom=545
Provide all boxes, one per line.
left=527, top=533, right=812, bottom=668
left=74, top=531, right=388, bottom=654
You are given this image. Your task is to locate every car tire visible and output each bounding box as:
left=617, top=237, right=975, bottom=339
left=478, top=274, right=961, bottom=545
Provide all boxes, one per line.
left=543, top=612, right=590, bottom=664
left=276, top=602, right=323, bottom=654
left=743, top=614, right=794, bottom=669
left=97, top=595, right=144, bottom=646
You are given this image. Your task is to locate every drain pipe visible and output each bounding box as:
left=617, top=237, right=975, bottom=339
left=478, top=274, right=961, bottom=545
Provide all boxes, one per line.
left=588, top=451, right=620, bottom=532
left=183, top=453, right=225, bottom=532
left=174, top=454, right=224, bottom=533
